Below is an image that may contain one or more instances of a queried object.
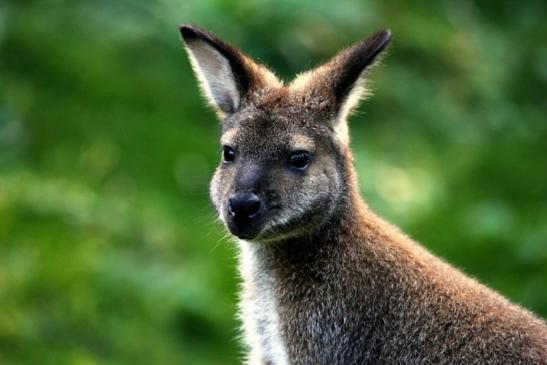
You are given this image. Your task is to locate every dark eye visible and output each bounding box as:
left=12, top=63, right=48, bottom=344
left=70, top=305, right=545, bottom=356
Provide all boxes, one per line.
left=288, top=151, right=311, bottom=170
left=222, top=146, right=236, bottom=163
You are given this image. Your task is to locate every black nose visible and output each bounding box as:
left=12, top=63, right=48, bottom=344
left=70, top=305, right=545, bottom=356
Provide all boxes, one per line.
left=229, top=193, right=261, bottom=219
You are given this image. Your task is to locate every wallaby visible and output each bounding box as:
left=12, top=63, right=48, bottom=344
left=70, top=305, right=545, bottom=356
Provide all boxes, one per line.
left=179, top=24, right=547, bottom=365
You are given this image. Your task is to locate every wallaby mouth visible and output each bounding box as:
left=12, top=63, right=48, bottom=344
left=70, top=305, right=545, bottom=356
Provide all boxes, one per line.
left=226, top=218, right=263, bottom=240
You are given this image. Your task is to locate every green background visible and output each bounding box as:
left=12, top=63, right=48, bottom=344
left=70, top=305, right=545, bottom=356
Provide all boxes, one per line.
left=1, top=1, right=546, bottom=364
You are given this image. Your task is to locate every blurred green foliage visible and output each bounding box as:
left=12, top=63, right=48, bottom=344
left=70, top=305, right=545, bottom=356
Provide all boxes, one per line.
left=0, top=1, right=546, bottom=364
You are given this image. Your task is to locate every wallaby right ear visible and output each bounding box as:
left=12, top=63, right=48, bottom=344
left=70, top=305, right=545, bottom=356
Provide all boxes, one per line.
left=180, top=24, right=279, bottom=117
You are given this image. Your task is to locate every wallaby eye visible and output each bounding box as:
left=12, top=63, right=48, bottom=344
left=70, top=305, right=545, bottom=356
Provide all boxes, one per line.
left=288, top=151, right=311, bottom=170
left=222, top=145, right=236, bottom=163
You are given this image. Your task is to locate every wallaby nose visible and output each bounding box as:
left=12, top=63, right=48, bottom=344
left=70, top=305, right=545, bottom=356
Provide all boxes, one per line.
left=229, top=193, right=261, bottom=219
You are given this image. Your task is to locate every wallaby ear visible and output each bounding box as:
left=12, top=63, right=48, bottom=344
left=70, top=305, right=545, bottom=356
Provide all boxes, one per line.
left=291, top=29, right=392, bottom=129
left=180, top=24, right=279, bottom=117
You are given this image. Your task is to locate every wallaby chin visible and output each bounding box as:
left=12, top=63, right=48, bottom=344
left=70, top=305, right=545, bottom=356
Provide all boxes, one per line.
left=180, top=24, right=547, bottom=365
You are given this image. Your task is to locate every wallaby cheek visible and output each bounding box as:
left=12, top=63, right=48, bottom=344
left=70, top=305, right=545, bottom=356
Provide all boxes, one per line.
left=310, top=160, right=343, bottom=215
left=284, top=161, right=341, bottom=223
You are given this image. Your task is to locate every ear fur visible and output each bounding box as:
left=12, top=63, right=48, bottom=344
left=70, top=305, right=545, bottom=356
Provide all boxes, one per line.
left=180, top=24, right=280, bottom=117
left=330, top=29, right=392, bottom=105
left=290, top=30, right=392, bottom=143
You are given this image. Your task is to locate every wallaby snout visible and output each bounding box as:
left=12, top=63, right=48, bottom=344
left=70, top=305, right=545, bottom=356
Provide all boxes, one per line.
left=227, top=192, right=263, bottom=239
left=229, top=193, right=262, bottom=219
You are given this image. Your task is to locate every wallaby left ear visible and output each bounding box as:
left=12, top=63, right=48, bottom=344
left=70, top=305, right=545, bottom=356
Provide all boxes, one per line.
left=292, top=29, right=392, bottom=123
left=180, top=24, right=280, bottom=117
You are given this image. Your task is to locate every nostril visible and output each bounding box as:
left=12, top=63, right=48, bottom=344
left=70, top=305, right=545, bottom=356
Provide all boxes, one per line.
left=247, top=199, right=261, bottom=218
left=228, top=193, right=262, bottom=219
left=228, top=198, right=236, bottom=217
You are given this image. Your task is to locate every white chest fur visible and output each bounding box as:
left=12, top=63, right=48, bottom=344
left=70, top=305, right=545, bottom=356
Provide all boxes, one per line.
left=238, top=241, right=289, bottom=365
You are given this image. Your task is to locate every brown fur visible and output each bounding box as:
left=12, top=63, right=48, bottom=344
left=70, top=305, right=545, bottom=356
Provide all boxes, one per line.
left=180, top=24, right=547, bottom=364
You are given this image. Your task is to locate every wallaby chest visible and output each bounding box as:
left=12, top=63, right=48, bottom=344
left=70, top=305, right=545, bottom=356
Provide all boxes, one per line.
left=239, top=241, right=289, bottom=365
left=239, top=238, right=368, bottom=365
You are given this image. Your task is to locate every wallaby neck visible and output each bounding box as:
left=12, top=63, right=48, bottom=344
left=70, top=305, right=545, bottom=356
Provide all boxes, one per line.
left=236, top=180, right=370, bottom=365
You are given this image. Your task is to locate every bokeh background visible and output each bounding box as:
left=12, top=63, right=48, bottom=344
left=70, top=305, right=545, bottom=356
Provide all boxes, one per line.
left=1, top=1, right=546, bottom=364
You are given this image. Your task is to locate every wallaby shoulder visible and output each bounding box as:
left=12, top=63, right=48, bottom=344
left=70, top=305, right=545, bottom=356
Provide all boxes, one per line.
left=253, top=208, right=547, bottom=364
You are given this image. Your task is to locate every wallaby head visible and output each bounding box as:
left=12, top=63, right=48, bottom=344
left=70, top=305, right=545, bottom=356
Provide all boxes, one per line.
left=180, top=25, right=391, bottom=241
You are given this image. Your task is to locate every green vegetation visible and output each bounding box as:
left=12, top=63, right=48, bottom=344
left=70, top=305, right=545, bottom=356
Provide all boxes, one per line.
left=0, top=1, right=545, bottom=364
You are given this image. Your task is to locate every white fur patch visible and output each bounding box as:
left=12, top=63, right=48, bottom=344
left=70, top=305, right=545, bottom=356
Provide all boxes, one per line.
left=333, top=119, right=350, bottom=146
left=221, top=128, right=238, bottom=146
left=289, top=70, right=314, bottom=91
left=290, top=134, right=315, bottom=152
left=185, top=41, right=240, bottom=114
left=238, top=241, right=289, bottom=365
